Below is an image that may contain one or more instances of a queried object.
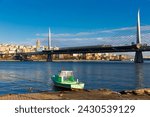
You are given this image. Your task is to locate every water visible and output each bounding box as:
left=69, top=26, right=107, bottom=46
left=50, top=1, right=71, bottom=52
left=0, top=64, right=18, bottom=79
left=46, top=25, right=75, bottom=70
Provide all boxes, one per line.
left=0, top=61, right=150, bottom=95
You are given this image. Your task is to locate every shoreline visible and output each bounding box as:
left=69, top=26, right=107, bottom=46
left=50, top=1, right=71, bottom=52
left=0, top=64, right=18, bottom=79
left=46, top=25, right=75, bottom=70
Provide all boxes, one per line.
left=0, top=88, right=150, bottom=100
left=0, top=59, right=133, bottom=62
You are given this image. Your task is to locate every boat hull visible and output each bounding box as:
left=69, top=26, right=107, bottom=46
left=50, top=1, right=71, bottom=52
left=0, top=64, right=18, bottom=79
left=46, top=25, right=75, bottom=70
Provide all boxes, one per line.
left=51, top=76, right=84, bottom=89
left=53, top=81, right=84, bottom=89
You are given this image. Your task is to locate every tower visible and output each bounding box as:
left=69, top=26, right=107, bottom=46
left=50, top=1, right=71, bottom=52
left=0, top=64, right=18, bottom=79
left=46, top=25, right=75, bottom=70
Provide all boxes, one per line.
left=47, top=27, right=53, bottom=62
left=48, top=27, right=52, bottom=50
left=137, top=10, right=141, bottom=44
left=134, top=9, right=143, bottom=63
left=36, top=39, right=40, bottom=50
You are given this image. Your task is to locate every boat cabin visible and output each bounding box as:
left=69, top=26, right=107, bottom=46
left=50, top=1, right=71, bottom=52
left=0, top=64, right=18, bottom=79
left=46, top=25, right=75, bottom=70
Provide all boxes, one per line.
left=59, top=71, right=75, bottom=82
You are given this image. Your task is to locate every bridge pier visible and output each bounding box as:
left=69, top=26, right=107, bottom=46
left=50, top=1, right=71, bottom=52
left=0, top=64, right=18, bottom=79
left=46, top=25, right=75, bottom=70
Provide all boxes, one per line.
left=82, top=53, right=86, bottom=60
left=47, top=53, right=52, bottom=62
left=23, top=55, right=28, bottom=60
left=134, top=51, right=143, bottom=63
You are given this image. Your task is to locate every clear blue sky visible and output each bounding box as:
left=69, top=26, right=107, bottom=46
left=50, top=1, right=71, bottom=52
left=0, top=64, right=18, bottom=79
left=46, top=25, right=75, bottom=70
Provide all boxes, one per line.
left=0, top=0, right=150, bottom=47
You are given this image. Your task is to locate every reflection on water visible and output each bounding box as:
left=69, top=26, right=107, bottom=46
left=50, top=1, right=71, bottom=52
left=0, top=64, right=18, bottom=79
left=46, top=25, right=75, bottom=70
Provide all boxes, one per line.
left=135, top=64, right=144, bottom=89
left=0, top=61, right=150, bottom=95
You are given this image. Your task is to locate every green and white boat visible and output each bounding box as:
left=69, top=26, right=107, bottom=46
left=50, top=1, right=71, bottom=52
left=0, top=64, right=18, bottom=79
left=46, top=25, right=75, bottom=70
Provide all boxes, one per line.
left=51, top=71, right=84, bottom=89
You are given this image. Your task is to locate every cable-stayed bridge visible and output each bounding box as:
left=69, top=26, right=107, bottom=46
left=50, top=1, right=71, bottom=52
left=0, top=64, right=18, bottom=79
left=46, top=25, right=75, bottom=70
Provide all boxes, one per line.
left=3, top=10, right=150, bottom=63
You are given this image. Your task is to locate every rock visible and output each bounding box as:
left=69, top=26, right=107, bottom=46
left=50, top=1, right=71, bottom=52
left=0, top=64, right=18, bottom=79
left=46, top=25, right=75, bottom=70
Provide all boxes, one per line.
left=59, top=93, right=63, bottom=97
left=120, top=90, right=133, bottom=95
left=132, top=89, right=145, bottom=95
left=98, top=88, right=111, bottom=91
left=98, top=89, right=114, bottom=95
left=144, top=89, right=150, bottom=95
left=84, top=89, right=91, bottom=92
left=120, top=88, right=150, bottom=95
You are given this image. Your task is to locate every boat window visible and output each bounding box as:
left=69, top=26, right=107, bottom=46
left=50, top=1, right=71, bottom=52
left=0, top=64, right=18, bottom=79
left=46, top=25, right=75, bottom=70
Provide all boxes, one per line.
left=59, top=71, right=73, bottom=78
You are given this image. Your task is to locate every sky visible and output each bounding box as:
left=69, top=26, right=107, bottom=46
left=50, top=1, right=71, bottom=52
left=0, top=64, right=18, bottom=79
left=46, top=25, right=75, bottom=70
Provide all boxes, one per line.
left=0, top=0, right=150, bottom=47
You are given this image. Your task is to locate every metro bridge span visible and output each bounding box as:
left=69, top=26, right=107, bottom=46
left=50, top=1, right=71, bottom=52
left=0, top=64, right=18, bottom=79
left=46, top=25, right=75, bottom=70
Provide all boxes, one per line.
left=43, top=44, right=150, bottom=54
left=11, top=44, right=149, bottom=63
left=1, top=10, right=149, bottom=63
left=41, top=10, right=149, bottom=63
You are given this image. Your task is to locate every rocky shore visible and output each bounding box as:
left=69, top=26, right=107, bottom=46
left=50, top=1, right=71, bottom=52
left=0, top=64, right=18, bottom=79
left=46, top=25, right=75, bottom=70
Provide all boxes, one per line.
left=0, top=88, right=150, bottom=100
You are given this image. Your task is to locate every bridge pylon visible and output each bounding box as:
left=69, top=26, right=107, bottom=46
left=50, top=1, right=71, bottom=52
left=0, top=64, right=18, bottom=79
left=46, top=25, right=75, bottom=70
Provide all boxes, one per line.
left=134, top=10, right=144, bottom=63
left=47, top=53, right=52, bottom=62
left=48, top=27, right=52, bottom=50
left=134, top=50, right=143, bottom=63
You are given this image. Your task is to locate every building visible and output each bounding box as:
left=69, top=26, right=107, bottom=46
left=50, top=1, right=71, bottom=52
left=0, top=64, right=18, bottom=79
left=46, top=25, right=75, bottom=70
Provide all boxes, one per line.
left=36, top=39, right=40, bottom=50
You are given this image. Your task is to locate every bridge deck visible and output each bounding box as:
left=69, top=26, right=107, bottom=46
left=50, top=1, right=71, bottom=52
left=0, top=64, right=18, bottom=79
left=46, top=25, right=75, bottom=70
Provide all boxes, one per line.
left=1, top=45, right=150, bottom=56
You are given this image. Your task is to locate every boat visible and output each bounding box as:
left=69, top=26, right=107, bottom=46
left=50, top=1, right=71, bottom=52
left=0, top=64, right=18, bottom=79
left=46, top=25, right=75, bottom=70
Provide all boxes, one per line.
left=51, top=71, right=84, bottom=89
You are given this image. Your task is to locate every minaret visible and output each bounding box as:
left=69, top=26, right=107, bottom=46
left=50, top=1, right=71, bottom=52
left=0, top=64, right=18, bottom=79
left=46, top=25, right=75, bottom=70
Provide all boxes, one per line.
left=137, top=9, right=141, bottom=44
left=36, top=39, right=40, bottom=50
left=48, top=27, right=51, bottom=50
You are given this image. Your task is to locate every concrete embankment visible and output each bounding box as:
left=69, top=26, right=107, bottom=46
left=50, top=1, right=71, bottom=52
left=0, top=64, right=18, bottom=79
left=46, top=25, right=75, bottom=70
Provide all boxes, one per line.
left=0, top=88, right=150, bottom=100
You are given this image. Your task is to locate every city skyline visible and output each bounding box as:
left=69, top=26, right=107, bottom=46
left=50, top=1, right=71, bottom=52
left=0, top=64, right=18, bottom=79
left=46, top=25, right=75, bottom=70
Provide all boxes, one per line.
left=0, top=0, right=150, bottom=47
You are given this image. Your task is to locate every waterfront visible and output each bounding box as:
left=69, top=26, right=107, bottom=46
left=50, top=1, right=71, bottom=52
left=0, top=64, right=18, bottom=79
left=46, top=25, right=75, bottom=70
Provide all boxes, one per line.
left=0, top=61, right=150, bottom=95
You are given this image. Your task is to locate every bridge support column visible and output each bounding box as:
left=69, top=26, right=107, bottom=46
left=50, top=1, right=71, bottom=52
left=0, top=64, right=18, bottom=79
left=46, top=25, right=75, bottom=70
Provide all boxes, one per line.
left=134, top=51, right=143, bottom=63
left=82, top=53, right=86, bottom=60
left=47, top=53, right=52, bottom=62
left=23, top=55, right=28, bottom=60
